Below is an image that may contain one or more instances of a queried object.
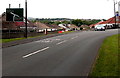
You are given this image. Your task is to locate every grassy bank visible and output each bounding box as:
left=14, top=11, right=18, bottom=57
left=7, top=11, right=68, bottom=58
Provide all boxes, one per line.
left=89, top=34, right=119, bottom=77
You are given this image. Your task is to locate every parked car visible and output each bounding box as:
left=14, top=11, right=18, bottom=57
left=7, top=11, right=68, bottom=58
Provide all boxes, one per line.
left=95, top=25, right=105, bottom=31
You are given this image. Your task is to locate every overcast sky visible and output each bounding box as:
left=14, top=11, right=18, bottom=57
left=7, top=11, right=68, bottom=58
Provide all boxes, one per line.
left=1, top=0, right=120, bottom=19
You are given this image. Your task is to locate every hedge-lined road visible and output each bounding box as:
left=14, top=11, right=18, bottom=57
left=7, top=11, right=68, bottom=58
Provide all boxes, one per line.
left=3, top=29, right=117, bottom=76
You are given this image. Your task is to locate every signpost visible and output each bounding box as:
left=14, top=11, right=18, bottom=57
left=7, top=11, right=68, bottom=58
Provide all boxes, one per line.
left=118, top=1, right=120, bottom=28
left=6, top=8, right=23, bottom=22
left=6, top=1, right=27, bottom=38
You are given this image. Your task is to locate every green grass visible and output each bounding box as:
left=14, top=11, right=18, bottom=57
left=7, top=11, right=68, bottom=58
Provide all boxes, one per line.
left=89, top=34, right=119, bottom=77
left=0, top=37, right=26, bottom=43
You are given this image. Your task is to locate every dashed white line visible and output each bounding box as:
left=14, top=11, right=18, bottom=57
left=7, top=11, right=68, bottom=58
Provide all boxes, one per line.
left=23, top=47, right=50, bottom=58
left=56, top=40, right=67, bottom=45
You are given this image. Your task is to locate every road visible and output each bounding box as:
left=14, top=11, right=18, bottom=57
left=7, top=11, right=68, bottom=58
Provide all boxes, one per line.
left=2, top=29, right=118, bottom=76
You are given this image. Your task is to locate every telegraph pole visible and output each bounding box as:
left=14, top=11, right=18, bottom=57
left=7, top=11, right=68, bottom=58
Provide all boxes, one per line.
left=8, top=4, right=11, bottom=39
left=25, top=0, right=27, bottom=38
left=118, top=1, right=120, bottom=28
left=114, top=1, right=117, bottom=28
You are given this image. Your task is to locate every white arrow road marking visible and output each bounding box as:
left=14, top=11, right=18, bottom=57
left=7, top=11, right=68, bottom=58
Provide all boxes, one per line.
left=23, top=47, right=50, bottom=58
left=35, top=39, right=61, bottom=43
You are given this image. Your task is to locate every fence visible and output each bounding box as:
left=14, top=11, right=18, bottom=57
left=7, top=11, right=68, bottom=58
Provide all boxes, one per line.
left=2, top=29, right=59, bottom=39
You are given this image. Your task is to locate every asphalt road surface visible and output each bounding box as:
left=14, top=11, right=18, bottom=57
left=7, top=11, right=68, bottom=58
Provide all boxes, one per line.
left=2, top=29, right=118, bottom=76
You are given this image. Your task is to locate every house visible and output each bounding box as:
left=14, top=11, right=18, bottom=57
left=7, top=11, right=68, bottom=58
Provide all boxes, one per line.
left=67, top=24, right=79, bottom=30
left=89, top=16, right=120, bottom=29
left=80, top=25, right=90, bottom=30
left=44, top=24, right=61, bottom=31
left=58, top=24, right=70, bottom=31
left=98, top=16, right=120, bottom=28
left=1, top=12, right=17, bottom=30
left=34, top=22, right=50, bottom=32
left=89, top=21, right=104, bottom=28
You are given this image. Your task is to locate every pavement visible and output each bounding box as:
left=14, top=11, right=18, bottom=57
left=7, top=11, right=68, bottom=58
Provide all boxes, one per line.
left=2, top=29, right=118, bottom=77
left=2, top=33, right=68, bottom=48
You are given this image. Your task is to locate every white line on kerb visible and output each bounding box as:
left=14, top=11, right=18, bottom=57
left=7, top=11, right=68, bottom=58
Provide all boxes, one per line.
left=23, top=47, right=49, bottom=58
left=56, top=40, right=67, bottom=45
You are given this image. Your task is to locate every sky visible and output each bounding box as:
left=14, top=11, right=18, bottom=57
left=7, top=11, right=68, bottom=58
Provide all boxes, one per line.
left=0, top=0, right=120, bottom=19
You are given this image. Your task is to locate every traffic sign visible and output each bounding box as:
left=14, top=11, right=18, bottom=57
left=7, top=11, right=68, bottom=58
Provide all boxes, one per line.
left=6, top=8, right=24, bottom=21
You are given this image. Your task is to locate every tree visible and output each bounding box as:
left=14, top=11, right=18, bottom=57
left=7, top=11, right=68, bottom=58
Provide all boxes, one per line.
left=72, top=19, right=83, bottom=27
left=53, top=21, right=62, bottom=25
left=61, top=21, right=71, bottom=24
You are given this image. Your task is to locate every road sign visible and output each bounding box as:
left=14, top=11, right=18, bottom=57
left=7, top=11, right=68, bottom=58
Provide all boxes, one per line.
left=6, top=8, right=24, bottom=21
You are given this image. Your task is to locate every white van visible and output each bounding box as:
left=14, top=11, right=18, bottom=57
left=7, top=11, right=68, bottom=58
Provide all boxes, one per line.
left=95, top=24, right=105, bottom=31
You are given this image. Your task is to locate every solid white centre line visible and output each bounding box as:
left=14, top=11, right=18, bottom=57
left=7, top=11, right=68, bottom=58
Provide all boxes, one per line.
left=23, top=47, right=49, bottom=58
left=56, top=40, right=67, bottom=45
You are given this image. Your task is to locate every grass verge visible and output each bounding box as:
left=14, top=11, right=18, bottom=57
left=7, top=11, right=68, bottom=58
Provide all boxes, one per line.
left=0, top=37, right=26, bottom=43
left=89, top=34, right=119, bottom=77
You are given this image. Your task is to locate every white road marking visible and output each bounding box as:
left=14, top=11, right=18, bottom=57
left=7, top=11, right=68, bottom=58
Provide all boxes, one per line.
left=71, top=36, right=78, bottom=40
left=23, top=47, right=50, bottom=58
left=35, top=39, right=61, bottom=43
left=56, top=40, right=67, bottom=45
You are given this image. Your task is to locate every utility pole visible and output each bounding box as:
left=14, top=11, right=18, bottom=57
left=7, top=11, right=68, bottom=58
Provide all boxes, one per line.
left=25, top=0, right=27, bottom=38
left=8, top=4, right=11, bottom=39
left=114, top=1, right=117, bottom=28
left=118, top=1, right=120, bottom=28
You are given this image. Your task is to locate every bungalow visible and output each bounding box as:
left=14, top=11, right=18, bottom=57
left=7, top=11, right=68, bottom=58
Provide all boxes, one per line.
left=34, top=22, right=50, bottom=32
left=89, top=16, right=120, bottom=29
left=44, top=24, right=61, bottom=31
left=67, top=24, right=79, bottom=31
left=89, top=21, right=104, bottom=28
left=98, top=16, right=120, bottom=28
left=58, top=24, right=70, bottom=31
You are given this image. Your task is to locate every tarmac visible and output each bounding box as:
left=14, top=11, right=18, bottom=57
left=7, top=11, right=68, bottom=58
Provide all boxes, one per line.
left=2, top=33, right=66, bottom=48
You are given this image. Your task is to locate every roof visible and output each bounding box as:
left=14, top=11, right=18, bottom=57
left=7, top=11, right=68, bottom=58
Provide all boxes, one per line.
left=89, top=24, right=95, bottom=27
left=68, top=24, right=79, bottom=28
left=45, top=24, right=61, bottom=29
left=99, top=16, right=120, bottom=24
left=34, top=22, right=50, bottom=29
left=89, top=16, right=120, bottom=27
left=89, top=21, right=103, bottom=27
